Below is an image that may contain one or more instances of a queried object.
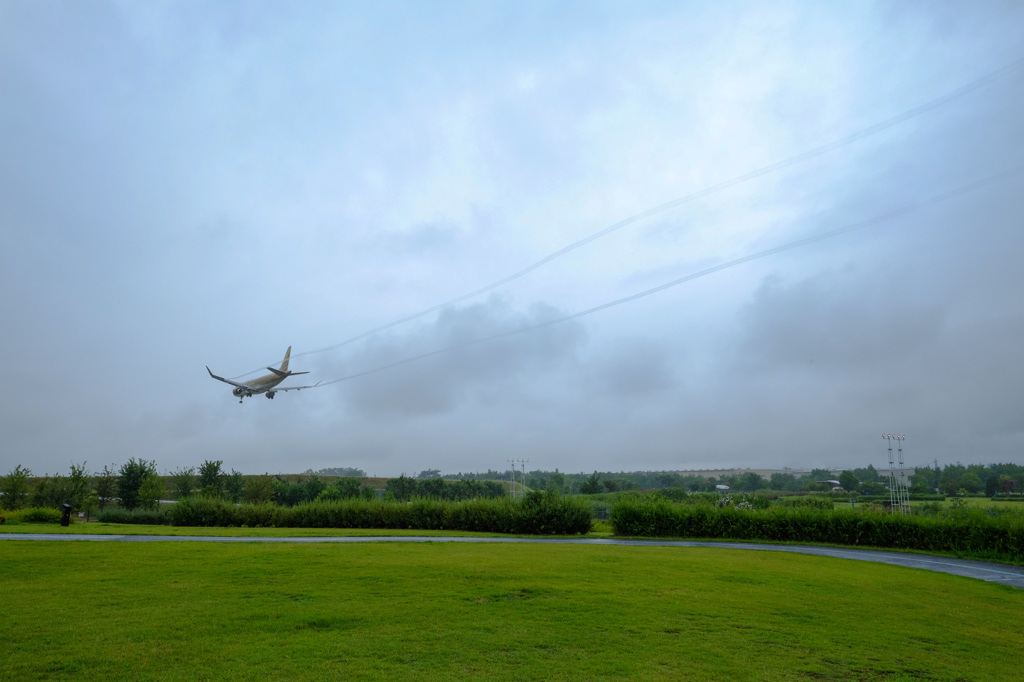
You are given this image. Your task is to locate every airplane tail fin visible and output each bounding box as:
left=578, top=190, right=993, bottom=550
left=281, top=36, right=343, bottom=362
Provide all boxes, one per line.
left=280, top=346, right=291, bottom=373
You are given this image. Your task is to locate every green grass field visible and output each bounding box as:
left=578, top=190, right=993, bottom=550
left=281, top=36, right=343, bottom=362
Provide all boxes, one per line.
left=0, top=522, right=517, bottom=538
left=2, top=541, right=1021, bottom=681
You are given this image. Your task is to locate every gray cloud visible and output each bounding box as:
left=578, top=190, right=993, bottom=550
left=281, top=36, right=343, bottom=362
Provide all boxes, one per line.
left=328, top=297, right=587, bottom=417
left=591, top=338, right=678, bottom=396
left=1, top=1, right=1022, bottom=476
left=737, top=268, right=945, bottom=372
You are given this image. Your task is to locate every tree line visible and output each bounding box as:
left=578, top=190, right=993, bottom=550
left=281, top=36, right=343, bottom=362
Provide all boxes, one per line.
left=4, top=460, right=1021, bottom=515
left=0, top=461, right=507, bottom=515
left=440, top=463, right=1023, bottom=496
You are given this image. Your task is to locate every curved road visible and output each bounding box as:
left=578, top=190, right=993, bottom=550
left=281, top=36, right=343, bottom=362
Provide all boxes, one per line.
left=3, top=533, right=1023, bottom=589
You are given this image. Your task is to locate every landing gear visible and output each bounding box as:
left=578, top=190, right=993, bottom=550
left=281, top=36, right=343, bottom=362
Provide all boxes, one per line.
left=266, top=391, right=276, bottom=399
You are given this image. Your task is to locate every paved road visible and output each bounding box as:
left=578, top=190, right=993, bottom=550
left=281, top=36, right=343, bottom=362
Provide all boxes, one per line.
left=4, top=533, right=1023, bottom=589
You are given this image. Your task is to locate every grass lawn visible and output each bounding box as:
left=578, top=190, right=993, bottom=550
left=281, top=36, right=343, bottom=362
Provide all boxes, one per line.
left=0, top=519, right=617, bottom=538
left=0, top=522, right=515, bottom=538
left=2, top=541, right=1021, bottom=681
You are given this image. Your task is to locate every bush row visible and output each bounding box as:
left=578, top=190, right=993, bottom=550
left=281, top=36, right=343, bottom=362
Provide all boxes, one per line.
left=610, top=499, right=1024, bottom=563
left=97, top=508, right=171, bottom=525
left=1, top=507, right=67, bottom=524
left=167, top=492, right=592, bottom=535
left=991, top=496, right=1024, bottom=503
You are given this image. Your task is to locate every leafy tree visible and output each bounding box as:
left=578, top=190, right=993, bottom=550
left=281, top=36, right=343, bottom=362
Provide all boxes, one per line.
left=29, top=464, right=90, bottom=510
left=838, top=470, right=859, bottom=493
left=386, top=475, right=419, bottom=501
left=737, top=472, right=766, bottom=492
left=1, top=465, right=32, bottom=510
left=138, top=474, right=165, bottom=511
left=769, top=473, right=798, bottom=491
left=315, top=467, right=366, bottom=477
left=547, top=471, right=567, bottom=494
left=304, top=475, right=327, bottom=500
left=80, top=491, right=99, bottom=521
left=272, top=476, right=327, bottom=506
left=960, top=471, right=983, bottom=494
left=224, top=469, right=245, bottom=503
left=198, top=460, right=224, bottom=497
left=118, top=459, right=157, bottom=511
left=317, top=477, right=363, bottom=501
left=169, top=467, right=196, bottom=499
left=30, top=475, right=55, bottom=508
left=420, top=477, right=446, bottom=499
left=853, top=465, right=881, bottom=483
left=939, top=463, right=967, bottom=496
left=94, top=465, right=118, bottom=510
left=579, top=472, right=603, bottom=495
left=654, top=473, right=679, bottom=488
left=861, top=481, right=887, bottom=495
left=417, top=469, right=441, bottom=480
left=244, top=474, right=276, bottom=504
left=682, top=475, right=714, bottom=492
left=66, top=462, right=91, bottom=510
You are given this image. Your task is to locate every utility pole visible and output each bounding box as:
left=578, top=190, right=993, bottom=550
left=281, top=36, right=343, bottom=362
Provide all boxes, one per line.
left=516, top=458, right=530, bottom=495
left=507, top=458, right=516, bottom=499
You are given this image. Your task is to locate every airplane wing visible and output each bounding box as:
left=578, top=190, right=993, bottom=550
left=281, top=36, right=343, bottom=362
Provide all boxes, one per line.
left=206, top=366, right=251, bottom=390
left=272, top=380, right=323, bottom=392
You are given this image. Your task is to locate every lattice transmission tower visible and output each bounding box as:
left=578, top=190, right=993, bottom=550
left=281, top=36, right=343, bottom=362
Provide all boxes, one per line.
left=883, top=434, right=910, bottom=515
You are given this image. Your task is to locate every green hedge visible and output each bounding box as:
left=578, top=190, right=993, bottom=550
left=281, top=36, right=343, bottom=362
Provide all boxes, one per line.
left=3, top=507, right=66, bottom=524
left=97, top=508, right=170, bottom=525
left=610, top=499, right=1024, bottom=563
left=774, top=496, right=834, bottom=510
left=168, top=492, right=593, bottom=535
left=992, top=496, right=1024, bottom=502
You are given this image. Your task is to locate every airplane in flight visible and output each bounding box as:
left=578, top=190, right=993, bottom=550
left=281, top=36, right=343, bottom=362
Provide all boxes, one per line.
left=207, top=346, right=320, bottom=403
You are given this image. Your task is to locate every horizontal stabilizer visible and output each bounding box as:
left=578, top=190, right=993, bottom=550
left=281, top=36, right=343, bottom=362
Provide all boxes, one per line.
left=267, top=367, right=310, bottom=378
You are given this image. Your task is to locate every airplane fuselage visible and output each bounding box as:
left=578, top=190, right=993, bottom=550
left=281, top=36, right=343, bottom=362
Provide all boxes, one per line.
left=232, top=372, right=287, bottom=397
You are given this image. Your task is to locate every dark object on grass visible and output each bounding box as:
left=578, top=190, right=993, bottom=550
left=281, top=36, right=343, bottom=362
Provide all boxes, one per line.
left=60, top=504, right=72, bottom=527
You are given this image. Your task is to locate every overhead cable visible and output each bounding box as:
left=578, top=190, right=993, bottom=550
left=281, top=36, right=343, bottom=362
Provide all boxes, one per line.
left=313, top=165, right=1023, bottom=387
left=233, top=56, right=1024, bottom=378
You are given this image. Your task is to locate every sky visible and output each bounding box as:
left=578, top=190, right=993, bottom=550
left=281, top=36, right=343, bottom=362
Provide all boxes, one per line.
left=2, top=1, right=1023, bottom=478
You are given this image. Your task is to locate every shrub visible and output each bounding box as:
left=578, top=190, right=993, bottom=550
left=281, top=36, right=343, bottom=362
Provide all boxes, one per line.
left=857, top=494, right=946, bottom=502
left=610, top=498, right=1024, bottom=563
left=97, top=508, right=170, bottom=525
left=654, top=487, right=688, bottom=501
left=168, top=492, right=592, bottom=535
left=776, top=496, right=834, bottom=510
left=7, top=507, right=65, bottom=524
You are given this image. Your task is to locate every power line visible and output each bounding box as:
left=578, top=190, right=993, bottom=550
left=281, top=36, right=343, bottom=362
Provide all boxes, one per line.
left=314, top=166, right=1023, bottom=388
left=233, top=56, right=1024, bottom=379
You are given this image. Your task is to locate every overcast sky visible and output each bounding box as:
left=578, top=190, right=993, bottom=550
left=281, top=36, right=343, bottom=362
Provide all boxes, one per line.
left=2, top=1, right=1023, bottom=478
